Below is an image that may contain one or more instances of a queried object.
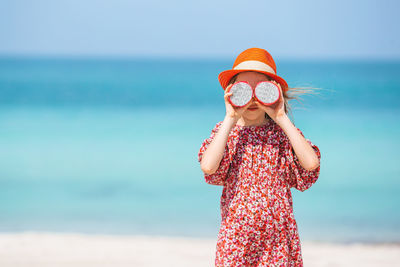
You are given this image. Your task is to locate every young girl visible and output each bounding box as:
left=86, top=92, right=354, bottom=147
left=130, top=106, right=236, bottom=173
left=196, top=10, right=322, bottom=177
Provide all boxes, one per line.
left=198, top=48, right=321, bottom=266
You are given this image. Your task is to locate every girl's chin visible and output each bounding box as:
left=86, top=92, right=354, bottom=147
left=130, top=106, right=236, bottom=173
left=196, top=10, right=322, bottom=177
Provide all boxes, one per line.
left=243, top=110, right=264, bottom=119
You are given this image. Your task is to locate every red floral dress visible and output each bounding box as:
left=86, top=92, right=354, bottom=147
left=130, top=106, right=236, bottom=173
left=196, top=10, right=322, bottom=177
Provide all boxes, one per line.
left=198, top=119, right=321, bottom=267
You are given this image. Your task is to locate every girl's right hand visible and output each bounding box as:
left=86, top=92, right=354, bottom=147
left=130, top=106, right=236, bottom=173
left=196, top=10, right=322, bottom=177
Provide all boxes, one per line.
left=224, top=84, right=252, bottom=121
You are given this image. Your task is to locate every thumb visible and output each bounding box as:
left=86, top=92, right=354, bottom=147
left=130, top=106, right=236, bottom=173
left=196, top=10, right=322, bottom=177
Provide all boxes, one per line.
left=225, top=83, right=233, bottom=91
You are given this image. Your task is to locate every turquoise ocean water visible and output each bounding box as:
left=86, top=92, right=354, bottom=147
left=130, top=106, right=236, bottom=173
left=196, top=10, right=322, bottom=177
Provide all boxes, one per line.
left=0, top=57, right=399, bottom=243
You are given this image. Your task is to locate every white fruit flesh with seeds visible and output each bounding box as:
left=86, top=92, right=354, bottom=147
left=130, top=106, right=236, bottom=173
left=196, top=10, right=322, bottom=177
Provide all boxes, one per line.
left=229, top=82, right=253, bottom=107
left=254, top=82, right=279, bottom=105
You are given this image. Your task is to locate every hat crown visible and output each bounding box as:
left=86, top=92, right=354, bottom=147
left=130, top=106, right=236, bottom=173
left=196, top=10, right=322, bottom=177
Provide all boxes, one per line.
left=233, top=48, right=277, bottom=74
left=217, top=47, right=288, bottom=92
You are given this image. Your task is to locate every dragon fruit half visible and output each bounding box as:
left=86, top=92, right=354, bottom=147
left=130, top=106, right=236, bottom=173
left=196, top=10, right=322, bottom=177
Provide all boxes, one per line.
left=228, top=82, right=253, bottom=107
left=254, top=81, right=280, bottom=106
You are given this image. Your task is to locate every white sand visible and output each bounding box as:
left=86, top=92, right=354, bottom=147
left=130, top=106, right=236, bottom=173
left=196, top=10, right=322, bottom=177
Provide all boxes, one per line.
left=0, top=232, right=399, bottom=267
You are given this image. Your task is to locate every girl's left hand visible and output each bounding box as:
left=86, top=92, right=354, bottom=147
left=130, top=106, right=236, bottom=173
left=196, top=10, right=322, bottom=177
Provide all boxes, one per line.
left=255, top=81, right=286, bottom=122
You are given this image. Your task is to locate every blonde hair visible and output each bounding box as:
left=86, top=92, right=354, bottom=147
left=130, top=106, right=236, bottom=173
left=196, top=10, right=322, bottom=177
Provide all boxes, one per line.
left=227, top=72, right=322, bottom=120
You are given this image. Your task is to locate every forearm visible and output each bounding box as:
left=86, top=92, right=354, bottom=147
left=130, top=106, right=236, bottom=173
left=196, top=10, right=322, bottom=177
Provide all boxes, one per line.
left=200, top=116, right=237, bottom=174
left=276, top=114, right=319, bottom=170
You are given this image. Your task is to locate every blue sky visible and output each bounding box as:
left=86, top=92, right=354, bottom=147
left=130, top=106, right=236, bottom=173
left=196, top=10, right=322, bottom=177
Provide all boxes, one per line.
left=0, top=0, right=399, bottom=59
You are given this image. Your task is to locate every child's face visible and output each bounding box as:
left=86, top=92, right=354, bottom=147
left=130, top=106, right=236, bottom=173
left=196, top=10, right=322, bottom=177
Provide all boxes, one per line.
left=235, top=71, right=273, bottom=120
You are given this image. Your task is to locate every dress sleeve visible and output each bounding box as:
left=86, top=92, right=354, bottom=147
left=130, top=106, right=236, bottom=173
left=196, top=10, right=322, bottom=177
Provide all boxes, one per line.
left=279, top=127, right=321, bottom=192
left=198, top=121, right=231, bottom=186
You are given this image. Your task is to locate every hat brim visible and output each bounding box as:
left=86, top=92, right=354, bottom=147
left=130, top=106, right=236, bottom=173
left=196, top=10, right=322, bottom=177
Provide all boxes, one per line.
left=218, top=69, right=289, bottom=92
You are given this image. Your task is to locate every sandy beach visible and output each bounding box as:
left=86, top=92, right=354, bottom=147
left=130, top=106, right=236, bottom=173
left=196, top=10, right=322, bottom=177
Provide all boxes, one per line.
left=0, top=232, right=399, bottom=267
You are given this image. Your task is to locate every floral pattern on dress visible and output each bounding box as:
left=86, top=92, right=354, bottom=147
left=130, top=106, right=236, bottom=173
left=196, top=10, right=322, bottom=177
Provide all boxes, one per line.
left=198, top=119, right=321, bottom=266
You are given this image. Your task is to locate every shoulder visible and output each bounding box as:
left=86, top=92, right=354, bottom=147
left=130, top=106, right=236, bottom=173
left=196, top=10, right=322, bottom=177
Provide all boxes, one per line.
left=211, top=121, right=223, bottom=133
left=213, top=120, right=237, bottom=131
left=213, top=120, right=241, bottom=142
left=268, top=120, right=288, bottom=143
left=208, top=121, right=229, bottom=138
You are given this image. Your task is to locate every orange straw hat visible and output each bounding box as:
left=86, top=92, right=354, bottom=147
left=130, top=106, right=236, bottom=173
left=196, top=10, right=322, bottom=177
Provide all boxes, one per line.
left=218, top=47, right=289, bottom=92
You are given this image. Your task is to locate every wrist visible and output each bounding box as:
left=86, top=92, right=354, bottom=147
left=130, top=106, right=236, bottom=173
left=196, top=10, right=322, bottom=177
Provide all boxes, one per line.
left=275, top=113, right=290, bottom=126
left=224, top=114, right=239, bottom=126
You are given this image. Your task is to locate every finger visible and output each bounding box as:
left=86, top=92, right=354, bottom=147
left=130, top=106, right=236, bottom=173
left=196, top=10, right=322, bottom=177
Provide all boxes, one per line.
left=225, top=84, right=233, bottom=91
left=224, top=92, right=233, bottom=99
left=255, top=101, right=266, bottom=109
left=278, top=86, right=283, bottom=96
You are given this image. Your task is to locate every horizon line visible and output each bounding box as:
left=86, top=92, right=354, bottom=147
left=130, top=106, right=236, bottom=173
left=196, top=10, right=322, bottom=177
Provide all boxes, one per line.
left=0, top=53, right=399, bottom=62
